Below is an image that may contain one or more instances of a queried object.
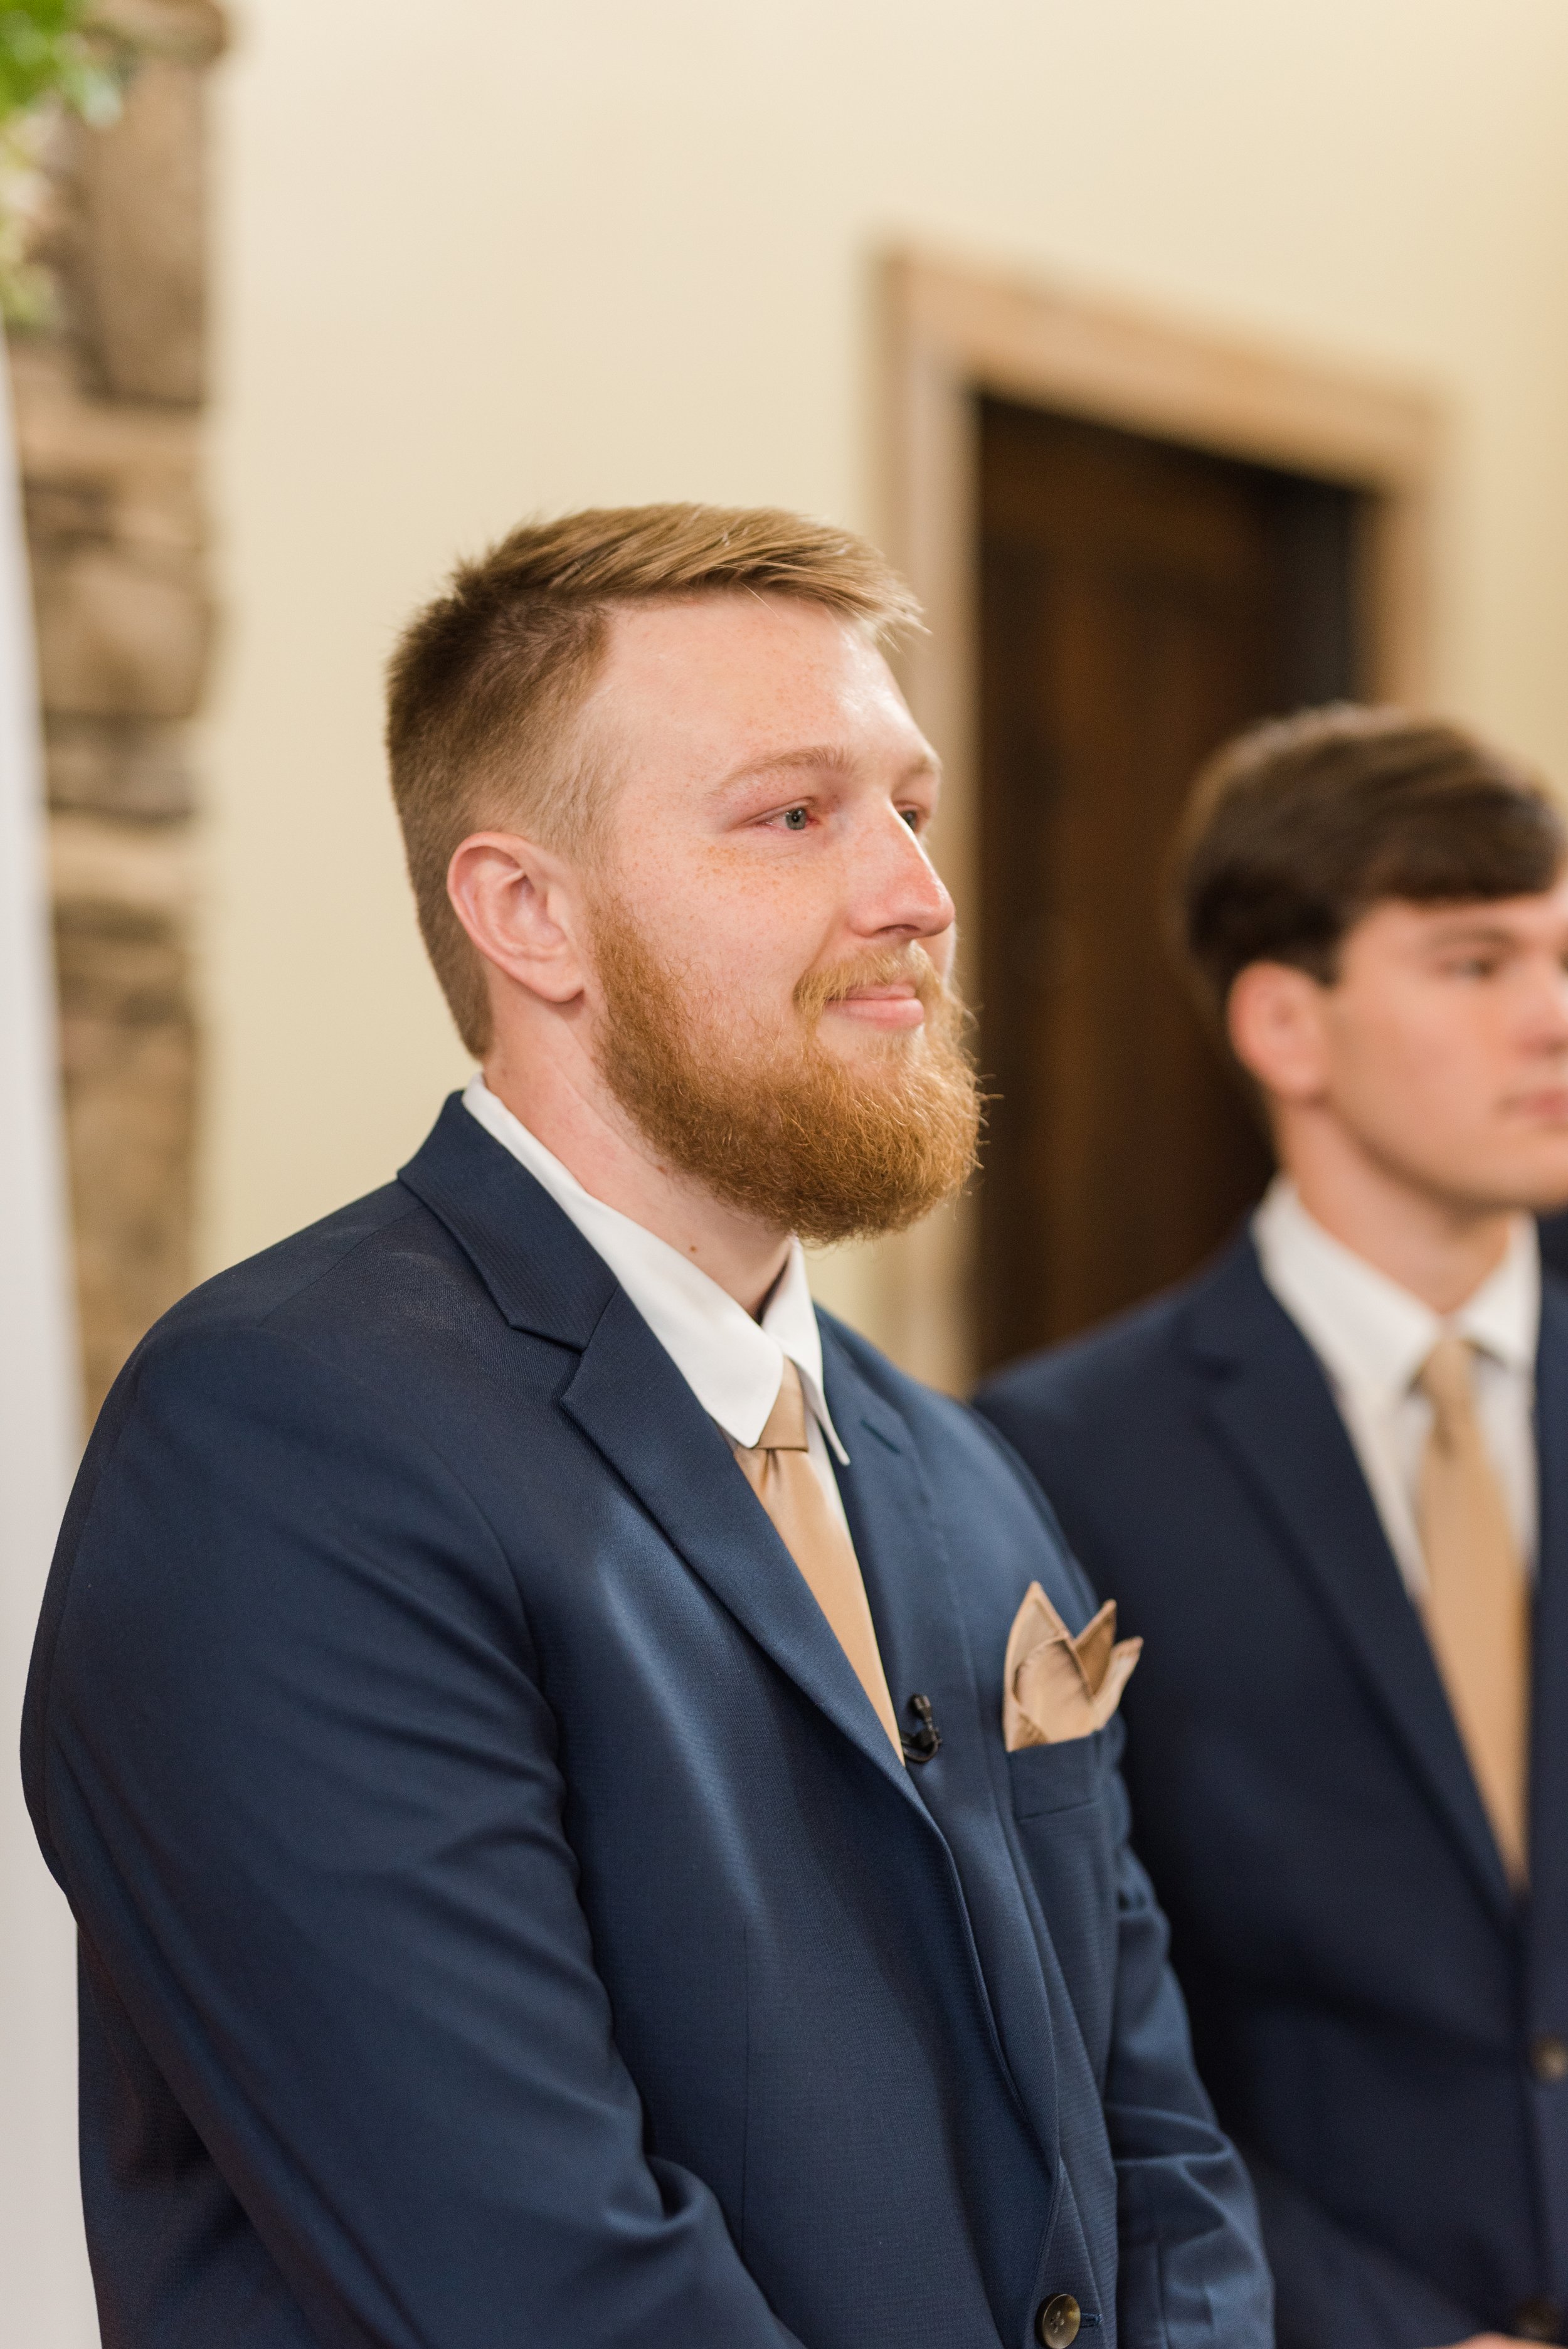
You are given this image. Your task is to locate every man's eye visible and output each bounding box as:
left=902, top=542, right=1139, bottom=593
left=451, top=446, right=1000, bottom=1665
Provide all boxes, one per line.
left=781, top=806, right=810, bottom=832
left=899, top=807, right=921, bottom=830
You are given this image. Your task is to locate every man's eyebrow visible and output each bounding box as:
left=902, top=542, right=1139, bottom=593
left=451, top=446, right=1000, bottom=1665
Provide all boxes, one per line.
left=711, top=743, right=942, bottom=795
left=1419, top=915, right=1523, bottom=946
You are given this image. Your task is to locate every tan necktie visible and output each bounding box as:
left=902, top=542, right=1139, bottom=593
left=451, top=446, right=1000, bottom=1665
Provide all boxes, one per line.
left=733, top=1360, right=904, bottom=1763
left=1416, top=1335, right=1531, bottom=1887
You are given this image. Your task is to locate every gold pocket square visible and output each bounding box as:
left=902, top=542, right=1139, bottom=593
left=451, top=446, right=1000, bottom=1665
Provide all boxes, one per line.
left=1003, top=1582, right=1143, bottom=1751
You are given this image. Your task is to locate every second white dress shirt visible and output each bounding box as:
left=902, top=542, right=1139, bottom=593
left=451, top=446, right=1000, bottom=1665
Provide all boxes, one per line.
left=1252, top=1175, right=1540, bottom=1599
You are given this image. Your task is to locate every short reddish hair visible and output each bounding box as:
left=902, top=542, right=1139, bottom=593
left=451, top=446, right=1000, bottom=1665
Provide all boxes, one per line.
left=386, top=503, right=921, bottom=1053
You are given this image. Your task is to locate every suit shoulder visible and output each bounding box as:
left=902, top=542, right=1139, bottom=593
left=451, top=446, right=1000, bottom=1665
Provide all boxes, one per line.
left=152, top=1180, right=424, bottom=1335
left=817, top=1308, right=1044, bottom=1490
left=973, top=1248, right=1243, bottom=1432
left=972, top=1231, right=1267, bottom=1409
left=98, top=1179, right=490, bottom=1433
left=817, top=1307, right=972, bottom=1433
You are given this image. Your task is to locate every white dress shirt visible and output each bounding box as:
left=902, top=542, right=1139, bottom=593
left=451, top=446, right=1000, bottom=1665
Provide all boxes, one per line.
left=462, top=1074, right=853, bottom=1529
left=1252, top=1175, right=1540, bottom=1598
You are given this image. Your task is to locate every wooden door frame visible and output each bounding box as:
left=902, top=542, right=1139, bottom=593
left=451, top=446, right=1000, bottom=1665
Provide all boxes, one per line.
left=872, top=247, right=1444, bottom=1392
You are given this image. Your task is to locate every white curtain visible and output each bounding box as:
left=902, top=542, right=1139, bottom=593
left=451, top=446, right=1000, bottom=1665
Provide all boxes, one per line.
left=0, top=336, right=97, bottom=2343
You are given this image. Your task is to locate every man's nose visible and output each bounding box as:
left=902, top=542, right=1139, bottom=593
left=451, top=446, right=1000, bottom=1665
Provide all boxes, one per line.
left=854, top=807, right=956, bottom=941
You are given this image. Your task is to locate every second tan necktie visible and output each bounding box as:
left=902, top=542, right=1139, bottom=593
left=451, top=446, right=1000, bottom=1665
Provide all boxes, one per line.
left=1416, top=1334, right=1531, bottom=1888
left=733, top=1359, right=904, bottom=1763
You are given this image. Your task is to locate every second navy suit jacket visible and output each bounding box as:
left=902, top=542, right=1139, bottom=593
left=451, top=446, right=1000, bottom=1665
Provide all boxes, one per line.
left=977, top=1235, right=1568, bottom=2349
left=22, top=1100, right=1268, bottom=2349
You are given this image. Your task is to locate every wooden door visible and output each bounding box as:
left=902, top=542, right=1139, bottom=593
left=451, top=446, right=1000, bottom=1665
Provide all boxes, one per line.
left=976, top=397, right=1361, bottom=1372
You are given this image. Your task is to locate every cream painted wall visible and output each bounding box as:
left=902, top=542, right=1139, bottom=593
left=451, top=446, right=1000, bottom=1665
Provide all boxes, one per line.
left=203, top=0, right=1568, bottom=1342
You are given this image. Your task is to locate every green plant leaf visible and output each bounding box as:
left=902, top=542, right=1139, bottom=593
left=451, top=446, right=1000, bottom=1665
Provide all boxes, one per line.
left=0, top=1, right=124, bottom=130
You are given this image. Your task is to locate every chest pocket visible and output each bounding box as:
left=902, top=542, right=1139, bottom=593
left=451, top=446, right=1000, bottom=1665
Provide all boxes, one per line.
left=1007, top=1724, right=1121, bottom=2084
left=1008, top=1730, right=1110, bottom=1820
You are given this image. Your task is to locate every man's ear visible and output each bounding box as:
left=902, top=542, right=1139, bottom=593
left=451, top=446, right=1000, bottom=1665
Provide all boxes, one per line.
left=1226, top=960, right=1332, bottom=1105
left=446, top=831, right=588, bottom=1008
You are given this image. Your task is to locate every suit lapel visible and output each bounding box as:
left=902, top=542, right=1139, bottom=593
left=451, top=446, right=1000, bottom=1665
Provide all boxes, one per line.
left=824, top=1340, right=950, bottom=1763
left=824, top=1328, right=1063, bottom=2170
left=558, top=1291, right=926, bottom=1807
left=402, top=1098, right=924, bottom=1800
left=398, top=1093, right=620, bottom=1343
left=1189, top=1239, right=1515, bottom=1925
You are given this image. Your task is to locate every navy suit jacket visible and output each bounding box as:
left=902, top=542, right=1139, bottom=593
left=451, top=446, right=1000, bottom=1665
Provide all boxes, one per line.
left=1540, top=1211, right=1568, bottom=1285
left=977, top=1236, right=1568, bottom=2349
left=22, top=1100, right=1268, bottom=2349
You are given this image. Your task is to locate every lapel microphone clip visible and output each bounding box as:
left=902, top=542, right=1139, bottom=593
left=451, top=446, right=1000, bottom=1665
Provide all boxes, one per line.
left=902, top=1692, right=941, bottom=1764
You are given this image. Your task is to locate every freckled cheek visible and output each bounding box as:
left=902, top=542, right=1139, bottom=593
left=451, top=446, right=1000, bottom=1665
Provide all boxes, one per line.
left=624, top=844, right=747, bottom=938
left=662, top=901, right=810, bottom=1010
left=629, top=839, right=842, bottom=997
left=715, top=844, right=847, bottom=946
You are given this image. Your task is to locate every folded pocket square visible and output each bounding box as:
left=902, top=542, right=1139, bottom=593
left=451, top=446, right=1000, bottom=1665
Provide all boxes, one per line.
left=1003, top=1581, right=1143, bottom=1751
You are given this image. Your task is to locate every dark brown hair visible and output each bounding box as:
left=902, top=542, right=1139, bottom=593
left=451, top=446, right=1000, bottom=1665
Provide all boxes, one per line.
left=1171, top=703, right=1566, bottom=1026
left=386, top=502, right=922, bottom=1054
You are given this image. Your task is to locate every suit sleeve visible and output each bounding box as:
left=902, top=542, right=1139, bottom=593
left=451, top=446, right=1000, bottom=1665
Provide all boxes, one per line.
left=1098, top=1734, right=1276, bottom=2349
left=27, top=1325, right=799, bottom=2349
left=1243, top=2150, right=1481, bottom=2349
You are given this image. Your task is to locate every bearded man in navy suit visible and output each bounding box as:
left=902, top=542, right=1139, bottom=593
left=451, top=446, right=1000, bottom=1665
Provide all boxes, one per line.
left=22, top=505, right=1268, bottom=2349
left=979, top=708, right=1568, bottom=2349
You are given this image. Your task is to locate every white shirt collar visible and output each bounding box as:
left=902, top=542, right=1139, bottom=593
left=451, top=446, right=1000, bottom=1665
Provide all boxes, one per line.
left=462, top=1074, right=848, bottom=1461
left=1459, top=1217, right=1541, bottom=1374
left=1252, top=1174, right=1540, bottom=1406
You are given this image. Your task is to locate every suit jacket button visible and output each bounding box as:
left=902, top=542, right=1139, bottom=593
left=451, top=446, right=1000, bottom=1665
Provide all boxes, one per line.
left=1512, top=2299, right=1564, bottom=2341
left=1531, top=2035, right=1568, bottom=2085
left=1037, top=2294, right=1082, bottom=2348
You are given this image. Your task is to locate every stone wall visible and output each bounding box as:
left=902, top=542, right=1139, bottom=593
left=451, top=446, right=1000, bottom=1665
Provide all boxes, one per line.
left=14, top=0, right=224, bottom=1415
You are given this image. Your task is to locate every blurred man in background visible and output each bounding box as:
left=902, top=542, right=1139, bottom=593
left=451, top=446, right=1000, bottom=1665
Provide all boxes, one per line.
left=22, top=506, right=1269, bottom=2349
left=980, top=708, right=1568, bottom=2349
